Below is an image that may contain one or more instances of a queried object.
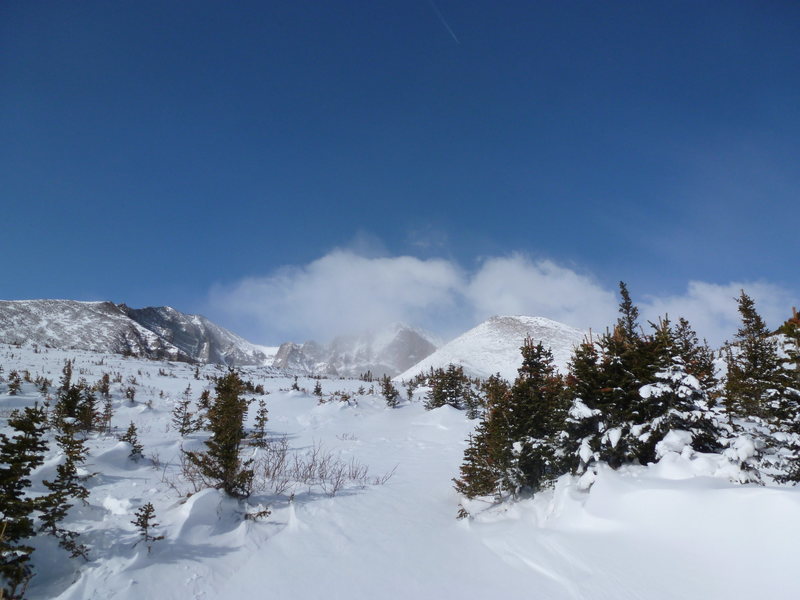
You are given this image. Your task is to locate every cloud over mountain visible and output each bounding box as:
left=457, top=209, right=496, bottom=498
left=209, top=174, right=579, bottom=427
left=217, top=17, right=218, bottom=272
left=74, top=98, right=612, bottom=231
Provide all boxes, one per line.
left=210, top=247, right=796, bottom=347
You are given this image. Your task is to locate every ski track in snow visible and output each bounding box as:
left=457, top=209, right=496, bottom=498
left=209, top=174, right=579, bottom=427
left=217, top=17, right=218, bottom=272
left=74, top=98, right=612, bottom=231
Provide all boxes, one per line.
left=1, top=342, right=799, bottom=600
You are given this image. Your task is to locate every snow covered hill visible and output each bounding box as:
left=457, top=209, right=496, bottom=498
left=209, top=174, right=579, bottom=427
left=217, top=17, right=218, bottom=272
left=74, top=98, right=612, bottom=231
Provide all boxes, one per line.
left=0, top=299, right=271, bottom=366
left=397, top=315, right=586, bottom=381
left=273, top=323, right=438, bottom=377
left=1, top=342, right=799, bottom=600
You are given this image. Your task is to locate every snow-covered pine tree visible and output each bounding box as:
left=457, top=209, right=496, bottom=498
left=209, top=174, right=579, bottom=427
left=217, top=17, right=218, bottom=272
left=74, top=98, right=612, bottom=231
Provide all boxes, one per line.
left=95, top=373, right=111, bottom=400
left=7, top=370, right=22, bottom=395
left=251, top=398, right=269, bottom=447
left=380, top=375, right=400, bottom=408
left=172, top=386, right=197, bottom=437
left=725, top=290, right=784, bottom=419
left=39, top=422, right=89, bottom=559
left=673, top=317, right=718, bottom=392
left=563, top=339, right=607, bottom=473
left=100, top=394, right=114, bottom=436
left=506, top=340, right=569, bottom=493
left=131, top=502, right=164, bottom=554
left=424, top=364, right=480, bottom=416
left=51, top=367, right=84, bottom=432
left=76, top=382, right=98, bottom=433
left=0, top=404, right=49, bottom=599
left=184, top=370, right=254, bottom=499
left=119, top=422, right=144, bottom=460
left=566, top=283, right=655, bottom=470
left=722, top=294, right=800, bottom=482
left=779, top=308, right=800, bottom=391
left=634, top=318, right=725, bottom=462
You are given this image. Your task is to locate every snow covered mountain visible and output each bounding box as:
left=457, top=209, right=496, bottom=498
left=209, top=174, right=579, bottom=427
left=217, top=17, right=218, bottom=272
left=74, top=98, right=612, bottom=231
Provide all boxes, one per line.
left=396, top=315, right=586, bottom=381
left=273, top=323, right=438, bottom=377
left=118, top=304, right=272, bottom=366
left=0, top=299, right=191, bottom=361
left=0, top=299, right=270, bottom=366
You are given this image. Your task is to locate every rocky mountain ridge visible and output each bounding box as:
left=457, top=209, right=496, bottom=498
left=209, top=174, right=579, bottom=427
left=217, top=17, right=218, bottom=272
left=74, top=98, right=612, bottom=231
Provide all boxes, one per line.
left=0, top=299, right=270, bottom=366
left=273, top=323, right=438, bottom=378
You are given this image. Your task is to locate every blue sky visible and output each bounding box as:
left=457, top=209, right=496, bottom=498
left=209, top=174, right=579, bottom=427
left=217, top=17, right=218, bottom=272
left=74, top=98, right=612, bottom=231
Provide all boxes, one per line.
left=2, top=1, right=798, bottom=343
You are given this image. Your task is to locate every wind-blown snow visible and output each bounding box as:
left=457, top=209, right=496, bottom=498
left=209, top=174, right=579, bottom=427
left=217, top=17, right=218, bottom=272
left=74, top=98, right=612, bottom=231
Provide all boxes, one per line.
left=397, top=315, right=586, bottom=381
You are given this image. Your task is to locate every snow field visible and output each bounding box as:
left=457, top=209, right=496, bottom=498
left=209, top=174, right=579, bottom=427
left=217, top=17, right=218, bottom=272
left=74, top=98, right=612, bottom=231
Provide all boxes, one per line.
left=1, top=343, right=799, bottom=599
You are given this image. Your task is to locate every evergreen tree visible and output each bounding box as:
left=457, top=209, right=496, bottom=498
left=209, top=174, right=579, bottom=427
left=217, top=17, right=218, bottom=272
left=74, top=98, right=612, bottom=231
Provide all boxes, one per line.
left=455, top=340, right=570, bottom=499
left=380, top=375, right=400, bottom=408
left=172, top=386, right=198, bottom=437
left=7, top=370, right=22, bottom=395
left=58, top=359, right=73, bottom=394
left=505, top=340, right=568, bottom=493
left=776, top=308, right=800, bottom=426
left=184, top=371, right=254, bottom=499
left=725, top=291, right=784, bottom=420
left=424, top=365, right=480, bottom=416
left=312, top=380, right=323, bottom=398
left=100, top=394, right=114, bottom=436
left=563, top=339, right=606, bottom=472
left=39, top=423, right=89, bottom=559
left=197, top=389, right=211, bottom=411
left=96, top=373, right=111, bottom=400
left=673, top=317, right=718, bottom=392
left=119, top=422, right=143, bottom=460
left=453, top=375, right=513, bottom=498
left=76, top=383, right=98, bottom=433
left=51, top=377, right=83, bottom=432
left=634, top=319, right=724, bottom=462
left=567, top=284, right=655, bottom=470
left=131, top=503, right=164, bottom=553
left=251, top=399, right=269, bottom=448
left=0, top=405, right=48, bottom=599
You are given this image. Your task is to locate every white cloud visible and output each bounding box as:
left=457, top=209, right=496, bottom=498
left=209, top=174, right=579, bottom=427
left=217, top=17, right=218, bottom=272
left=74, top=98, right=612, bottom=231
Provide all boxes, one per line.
left=465, top=255, right=618, bottom=332
left=210, top=246, right=797, bottom=348
left=210, top=249, right=464, bottom=341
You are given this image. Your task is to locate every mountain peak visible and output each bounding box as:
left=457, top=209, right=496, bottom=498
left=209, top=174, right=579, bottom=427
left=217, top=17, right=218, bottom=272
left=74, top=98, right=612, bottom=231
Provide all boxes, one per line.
left=396, top=315, right=585, bottom=382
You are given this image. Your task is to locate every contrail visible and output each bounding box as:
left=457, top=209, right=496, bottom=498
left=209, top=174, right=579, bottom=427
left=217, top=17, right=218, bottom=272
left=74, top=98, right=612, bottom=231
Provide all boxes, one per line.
left=427, top=0, right=460, bottom=44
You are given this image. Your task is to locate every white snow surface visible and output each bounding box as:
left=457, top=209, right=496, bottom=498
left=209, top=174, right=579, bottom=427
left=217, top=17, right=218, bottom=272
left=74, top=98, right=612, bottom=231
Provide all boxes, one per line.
left=397, top=315, right=586, bottom=381
left=2, top=342, right=799, bottom=600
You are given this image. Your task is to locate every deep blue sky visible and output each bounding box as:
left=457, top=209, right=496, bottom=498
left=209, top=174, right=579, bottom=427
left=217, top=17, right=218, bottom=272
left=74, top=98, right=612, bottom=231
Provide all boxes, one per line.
left=2, top=1, right=798, bottom=336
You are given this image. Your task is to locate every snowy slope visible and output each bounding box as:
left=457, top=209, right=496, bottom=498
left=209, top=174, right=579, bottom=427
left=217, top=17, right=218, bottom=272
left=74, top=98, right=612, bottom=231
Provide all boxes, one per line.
left=0, top=300, right=190, bottom=361
left=397, top=315, right=586, bottom=381
left=274, top=323, right=438, bottom=377
left=1, top=342, right=799, bottom=600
